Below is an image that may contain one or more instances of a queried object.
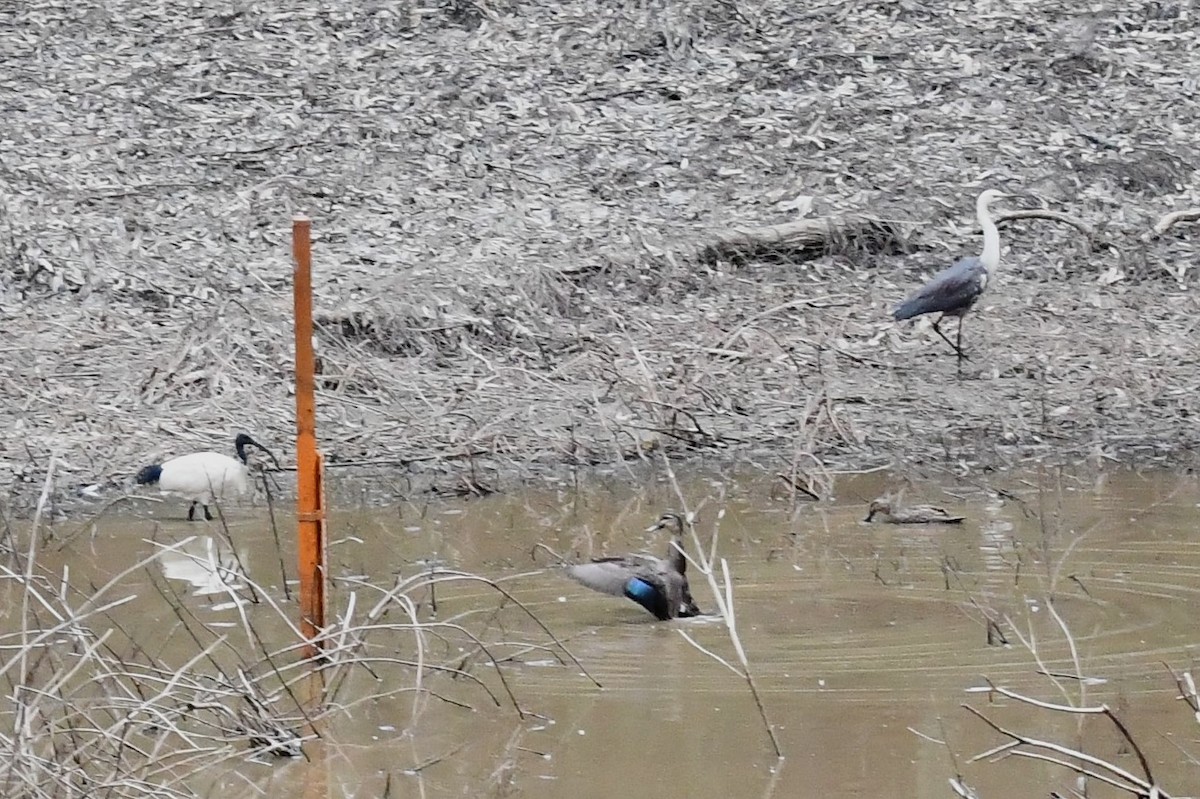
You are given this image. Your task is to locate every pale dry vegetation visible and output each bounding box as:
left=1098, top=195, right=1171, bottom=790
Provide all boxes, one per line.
left=2, top=0, right=1199, bottom=512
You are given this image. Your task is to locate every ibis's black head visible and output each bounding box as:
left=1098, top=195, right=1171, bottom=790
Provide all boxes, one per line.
left=136, top=464, right=163, bottom=486
left=233, top=433, right=281, bottom=468
left=234, top=433, right=262, bottom=464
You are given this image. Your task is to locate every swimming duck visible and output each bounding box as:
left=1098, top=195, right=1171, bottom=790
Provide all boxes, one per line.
left=864, top=498, right=965, bottom=525
left=565, top=512, right=702, bottom=620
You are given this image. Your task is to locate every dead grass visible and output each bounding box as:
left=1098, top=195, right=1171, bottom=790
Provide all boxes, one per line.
left=1, top=0, right=1199, bottom=512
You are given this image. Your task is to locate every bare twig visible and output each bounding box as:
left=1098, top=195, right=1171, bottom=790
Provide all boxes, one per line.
left=961, top=704, right=1169, bottom=798
left=995, top=209, right=1093, bottom=237
left=1163, top=663, right=1200, bottom=725
left=1148, top=207, right=1200, bottom=237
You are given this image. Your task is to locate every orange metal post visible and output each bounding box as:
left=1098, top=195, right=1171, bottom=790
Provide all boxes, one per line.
left=292, top=215, right=326, bottom=659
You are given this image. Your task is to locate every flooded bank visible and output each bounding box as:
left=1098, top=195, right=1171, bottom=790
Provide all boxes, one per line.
left=6, top=466, right=1199, bottom=797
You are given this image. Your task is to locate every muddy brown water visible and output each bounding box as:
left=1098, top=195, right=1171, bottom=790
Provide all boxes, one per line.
left=16, top=467, right=1200, bottom=796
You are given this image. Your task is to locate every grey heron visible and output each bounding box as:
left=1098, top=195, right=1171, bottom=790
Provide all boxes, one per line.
left=893, top=189, right=1008, bottom=363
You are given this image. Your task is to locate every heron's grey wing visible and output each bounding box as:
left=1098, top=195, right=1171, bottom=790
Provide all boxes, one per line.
left=893, top=257, right=987, bottom=319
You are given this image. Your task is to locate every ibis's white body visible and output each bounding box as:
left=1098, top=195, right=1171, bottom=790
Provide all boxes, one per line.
left=137, top=433, right=269, bottom=521
left=156, top=452, right=251, bottom=506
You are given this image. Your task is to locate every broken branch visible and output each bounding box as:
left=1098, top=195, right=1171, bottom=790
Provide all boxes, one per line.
left=1148, top=207, right=1200, bottom=237
left=995, top=209, right=1092, bottom=237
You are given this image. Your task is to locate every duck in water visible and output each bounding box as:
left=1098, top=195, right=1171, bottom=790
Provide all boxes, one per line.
left=864, top=498, right=965, bottom=525
left=562, top=512, right=702, bottom=620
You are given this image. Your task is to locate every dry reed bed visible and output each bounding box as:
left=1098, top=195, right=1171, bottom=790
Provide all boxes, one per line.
left=1, top=0, right=1198, bottom=510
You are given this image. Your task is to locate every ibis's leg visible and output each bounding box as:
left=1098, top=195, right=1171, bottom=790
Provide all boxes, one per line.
left=203, top=505, right=214, bottom=522
left=187, top=502, right=197, bottom=522
left=931, top=315, right=969, bottom=360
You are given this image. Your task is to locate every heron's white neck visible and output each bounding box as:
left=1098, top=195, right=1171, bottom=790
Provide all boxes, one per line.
left=977, top=195, right=1001, bottom=269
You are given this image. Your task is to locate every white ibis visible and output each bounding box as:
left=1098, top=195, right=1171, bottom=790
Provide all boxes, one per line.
left=136, top=433, right=273, bottom=521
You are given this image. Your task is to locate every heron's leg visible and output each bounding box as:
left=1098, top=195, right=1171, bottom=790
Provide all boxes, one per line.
left=203, top=504, right=214, bottom=522
left=187, top=502, right=198, bottom=522
left=955, top=319, right=966, bottom=375
left=930, top=315, right=969, bottom=360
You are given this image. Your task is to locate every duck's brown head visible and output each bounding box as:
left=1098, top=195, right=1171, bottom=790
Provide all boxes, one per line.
left=864, top=499, right=893, bottom=522
left=645, top=512, right=686, bottom=534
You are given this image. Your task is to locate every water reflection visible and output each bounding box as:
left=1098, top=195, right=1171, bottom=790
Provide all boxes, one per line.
left=157, top=535, right=248, bottom=599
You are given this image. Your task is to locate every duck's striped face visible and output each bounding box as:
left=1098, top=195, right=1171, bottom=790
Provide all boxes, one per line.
left=645, top=512, right=685, bottom=533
